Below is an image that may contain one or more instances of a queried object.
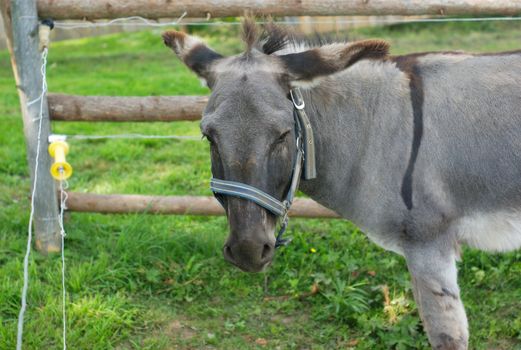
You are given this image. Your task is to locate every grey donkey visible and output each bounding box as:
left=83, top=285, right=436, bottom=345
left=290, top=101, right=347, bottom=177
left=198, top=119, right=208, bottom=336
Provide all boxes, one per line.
left=162, top=19, right=521, bottom=349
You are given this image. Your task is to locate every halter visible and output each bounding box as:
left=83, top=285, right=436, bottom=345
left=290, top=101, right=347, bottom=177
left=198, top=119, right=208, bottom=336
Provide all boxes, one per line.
left=210, top=87, right=317, bottom=248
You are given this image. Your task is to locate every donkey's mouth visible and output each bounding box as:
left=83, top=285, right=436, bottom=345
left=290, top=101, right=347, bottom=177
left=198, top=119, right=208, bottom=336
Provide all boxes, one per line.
left=223, top=255, right=272, bottom=272
left=225, top=259, right=272, bottom=273
left=223, top=242, right=274, bottom=273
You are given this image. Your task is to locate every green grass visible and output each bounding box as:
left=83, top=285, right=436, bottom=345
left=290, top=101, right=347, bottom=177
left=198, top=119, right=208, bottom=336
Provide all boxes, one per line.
left=1, top=20, right=521, bottom=349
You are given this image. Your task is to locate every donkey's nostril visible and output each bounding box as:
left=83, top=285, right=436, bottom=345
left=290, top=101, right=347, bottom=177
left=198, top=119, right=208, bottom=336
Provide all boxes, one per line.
left=261, top=243, right=272, bottom=260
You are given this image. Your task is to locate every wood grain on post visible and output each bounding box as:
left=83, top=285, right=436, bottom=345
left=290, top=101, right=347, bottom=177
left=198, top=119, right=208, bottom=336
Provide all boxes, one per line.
left=37, top=0, right=521, bottom=20
left=48, top=94, right=208, bottom=122
left=64, top=192, right=340, bottom=218
left=1, top=0, right=61, bottom=253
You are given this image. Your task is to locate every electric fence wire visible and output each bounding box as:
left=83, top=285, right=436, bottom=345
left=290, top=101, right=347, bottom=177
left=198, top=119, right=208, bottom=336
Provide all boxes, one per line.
left=66, top=133, right=202, bottom=141
left=57, top=177, right=68, bottom=350
left=16, top=46, right=68, bottom=350
left=16, top=47, right=51, bottom=350
left=50, top=15, right=521, bottom=30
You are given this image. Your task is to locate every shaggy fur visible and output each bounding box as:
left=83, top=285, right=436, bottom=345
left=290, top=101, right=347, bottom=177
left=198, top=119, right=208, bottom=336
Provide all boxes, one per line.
left=242, top=17, right=366, bottom=57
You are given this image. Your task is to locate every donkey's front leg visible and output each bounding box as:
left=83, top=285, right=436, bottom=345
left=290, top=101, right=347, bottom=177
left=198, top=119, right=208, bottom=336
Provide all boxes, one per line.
left=404, top=237, right=468, bottom=350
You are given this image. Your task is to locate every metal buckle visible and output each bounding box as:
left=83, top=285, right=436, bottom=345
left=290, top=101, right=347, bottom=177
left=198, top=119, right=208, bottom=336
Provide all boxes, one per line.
left=290, top=89, right=305, bottom=110
left=295, top=136, right=302, bottom=150
left=280, top=201, right=290, bottom=227
left=275, top=204, right=292, bottom=248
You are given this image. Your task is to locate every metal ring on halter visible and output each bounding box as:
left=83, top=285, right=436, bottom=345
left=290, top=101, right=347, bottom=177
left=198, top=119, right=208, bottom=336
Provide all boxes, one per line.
left=290, top=89, right=305, bottom=110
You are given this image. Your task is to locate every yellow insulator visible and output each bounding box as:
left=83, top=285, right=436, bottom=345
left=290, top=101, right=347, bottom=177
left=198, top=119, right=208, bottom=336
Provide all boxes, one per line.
left=48, top=140, right=72, bottom=180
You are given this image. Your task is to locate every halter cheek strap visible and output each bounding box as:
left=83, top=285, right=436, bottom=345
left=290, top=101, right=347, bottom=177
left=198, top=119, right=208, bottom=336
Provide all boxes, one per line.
left=290, top=88, right=316, bottom=180
left=210, top=87, right=316, bottom=248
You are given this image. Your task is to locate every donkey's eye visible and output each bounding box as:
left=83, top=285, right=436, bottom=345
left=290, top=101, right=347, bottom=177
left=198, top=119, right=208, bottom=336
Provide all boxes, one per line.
left=202, top=134, right=215, bottom=145
left=275, top=131, right=290, bottom=144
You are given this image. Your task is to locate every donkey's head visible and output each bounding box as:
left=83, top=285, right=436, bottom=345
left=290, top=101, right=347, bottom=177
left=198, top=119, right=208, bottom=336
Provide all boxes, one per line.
left=163, top=20, right=388, bottom=272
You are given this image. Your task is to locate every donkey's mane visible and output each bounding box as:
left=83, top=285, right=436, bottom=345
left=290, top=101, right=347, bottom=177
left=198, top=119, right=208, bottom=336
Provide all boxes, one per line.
left=241, top=17, right=347, bottom=56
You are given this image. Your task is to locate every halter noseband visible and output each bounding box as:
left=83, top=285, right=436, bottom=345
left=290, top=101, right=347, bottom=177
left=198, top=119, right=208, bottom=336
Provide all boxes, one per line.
left=210, top=87, right=317, bottom=248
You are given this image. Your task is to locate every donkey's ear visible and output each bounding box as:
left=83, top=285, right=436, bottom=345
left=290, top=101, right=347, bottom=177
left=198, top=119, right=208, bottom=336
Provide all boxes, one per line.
left=279, top=39, right=389, bottom=86
left=162, top=30, right=223, bottom=85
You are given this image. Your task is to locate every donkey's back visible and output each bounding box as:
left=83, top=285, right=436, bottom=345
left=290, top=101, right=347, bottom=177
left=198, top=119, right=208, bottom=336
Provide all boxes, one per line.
left=409, top=52, right=521, bottom=252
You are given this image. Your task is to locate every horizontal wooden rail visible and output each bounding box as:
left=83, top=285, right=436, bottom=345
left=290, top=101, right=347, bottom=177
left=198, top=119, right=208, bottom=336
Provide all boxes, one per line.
left=64, top=192, right=340, bottom=218
left=37, top=0, right=521, bottom=20
left=48, top=94, right=208, bottom=122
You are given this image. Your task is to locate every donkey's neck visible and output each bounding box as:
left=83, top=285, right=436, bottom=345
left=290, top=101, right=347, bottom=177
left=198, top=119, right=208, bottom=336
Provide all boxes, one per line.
left=298, top=59, right=411, bottom=221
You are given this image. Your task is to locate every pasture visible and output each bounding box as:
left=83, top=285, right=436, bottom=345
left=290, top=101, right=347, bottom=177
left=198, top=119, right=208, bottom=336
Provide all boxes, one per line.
left=1, top=20, right=521, bottom=349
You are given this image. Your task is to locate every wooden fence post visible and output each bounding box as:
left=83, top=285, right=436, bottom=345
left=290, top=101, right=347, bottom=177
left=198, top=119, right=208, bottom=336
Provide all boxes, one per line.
left=0, top=0, right=61, bottom=253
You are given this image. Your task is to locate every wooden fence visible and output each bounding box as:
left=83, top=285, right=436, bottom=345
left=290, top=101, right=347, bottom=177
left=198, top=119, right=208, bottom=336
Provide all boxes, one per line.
left=1, top=0, right=520, bottom=252
left=36, top=0, right=521, bottom=19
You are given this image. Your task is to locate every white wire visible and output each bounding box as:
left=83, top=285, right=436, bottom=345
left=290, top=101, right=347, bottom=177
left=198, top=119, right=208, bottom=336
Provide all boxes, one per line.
left=58, top=177, right=68, bottom=350
left=264, top=16, right=521, bottom=25
left=26, top=92, right=45, bottom=107
left=52, top=15, right=521, bottom=30
left=16, top=47, right=48, bottom=350
left=67, top=133, right=201, bottom=140
left=17, top=46, right=68, bottom=350
left=54, top=12, right=187, bottom=29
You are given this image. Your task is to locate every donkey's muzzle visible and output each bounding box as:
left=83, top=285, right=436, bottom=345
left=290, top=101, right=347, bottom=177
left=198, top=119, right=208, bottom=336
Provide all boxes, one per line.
left=223, top=238, right=274, bottom=272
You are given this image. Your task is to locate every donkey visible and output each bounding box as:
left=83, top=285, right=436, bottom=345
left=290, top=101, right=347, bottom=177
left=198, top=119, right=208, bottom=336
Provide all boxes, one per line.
left=162, top=19, right=521, bottom=349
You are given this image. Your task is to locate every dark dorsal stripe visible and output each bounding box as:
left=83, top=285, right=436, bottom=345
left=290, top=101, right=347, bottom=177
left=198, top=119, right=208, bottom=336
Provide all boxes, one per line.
left=392, top=49, right=521, bottom=210
left=392, top=55, right=425, bottom=210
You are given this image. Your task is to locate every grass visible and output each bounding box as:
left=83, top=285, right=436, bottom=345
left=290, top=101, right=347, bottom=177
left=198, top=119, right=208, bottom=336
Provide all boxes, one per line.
left=1, top=20, right=521, bottom=349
